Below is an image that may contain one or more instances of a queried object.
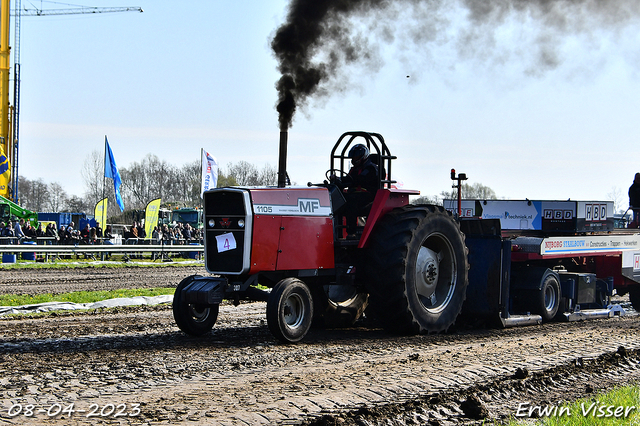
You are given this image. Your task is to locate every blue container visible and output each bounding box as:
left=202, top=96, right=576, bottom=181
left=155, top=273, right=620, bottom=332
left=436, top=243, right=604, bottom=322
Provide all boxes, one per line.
left=188, top=243, right=200, bottom=260
left=38, top=212, right=72, bottom=227
left=22, top=241, right=37, bottom=261
left=2, top=254, right=16, bottom=263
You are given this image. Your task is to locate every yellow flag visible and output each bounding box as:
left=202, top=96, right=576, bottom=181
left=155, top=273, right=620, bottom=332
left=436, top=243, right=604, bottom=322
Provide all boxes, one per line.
left=94, top=198, right=108, bottom=229
left=145, top=198, right=161, bottom=240
left=0, top=144, right=10, bottom=198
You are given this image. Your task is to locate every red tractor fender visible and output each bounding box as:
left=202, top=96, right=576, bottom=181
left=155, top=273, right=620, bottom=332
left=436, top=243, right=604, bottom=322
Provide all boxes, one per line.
left=358, top=188, right=420, bottom=248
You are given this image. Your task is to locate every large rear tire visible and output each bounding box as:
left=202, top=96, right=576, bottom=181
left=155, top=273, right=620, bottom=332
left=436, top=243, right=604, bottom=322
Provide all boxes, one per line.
left=173, top=275, right=219, bottom=336
left=267, top=278, right=314, bottom=343
left=364, top=205, right=469, bottom=334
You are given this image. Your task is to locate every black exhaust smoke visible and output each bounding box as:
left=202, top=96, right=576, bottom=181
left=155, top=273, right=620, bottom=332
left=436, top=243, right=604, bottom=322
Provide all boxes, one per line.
left=272, top=0, right=388, bottom=131
left=271, top=0, right=640, bottom=131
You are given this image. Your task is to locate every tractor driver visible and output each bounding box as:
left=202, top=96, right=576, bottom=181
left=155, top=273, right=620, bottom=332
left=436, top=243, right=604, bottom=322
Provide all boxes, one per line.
left=331, top=144, right=379, bottom=239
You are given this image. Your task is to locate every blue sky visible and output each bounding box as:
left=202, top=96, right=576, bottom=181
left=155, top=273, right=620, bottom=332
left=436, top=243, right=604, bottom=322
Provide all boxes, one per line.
left=11, top=0, right=640, bottom=209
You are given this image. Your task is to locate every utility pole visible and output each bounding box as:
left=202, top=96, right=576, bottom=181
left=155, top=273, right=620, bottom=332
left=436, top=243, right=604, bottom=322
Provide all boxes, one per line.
left=11, top=0, right=21, bottom=202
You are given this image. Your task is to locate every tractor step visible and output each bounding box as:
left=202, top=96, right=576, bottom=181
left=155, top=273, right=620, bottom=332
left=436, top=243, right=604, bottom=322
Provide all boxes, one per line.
left=500, top=313, right=543, bottom=328
left=335, top=238, right=360, bottom=247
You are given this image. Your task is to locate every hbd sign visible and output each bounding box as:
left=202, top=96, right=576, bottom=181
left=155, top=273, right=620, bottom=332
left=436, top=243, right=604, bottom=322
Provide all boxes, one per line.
left=585, top=204, right=607, bottom=222
left=543, top=209, right=573, bottom=220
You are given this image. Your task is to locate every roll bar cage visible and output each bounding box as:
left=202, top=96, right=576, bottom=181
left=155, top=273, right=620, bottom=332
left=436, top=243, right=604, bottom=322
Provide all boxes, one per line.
left=330, top=131, right=396, bottom=190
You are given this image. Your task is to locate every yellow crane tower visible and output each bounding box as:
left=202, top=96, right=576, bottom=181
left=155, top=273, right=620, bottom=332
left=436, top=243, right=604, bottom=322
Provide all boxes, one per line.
left=0, top=0, right=11, bottom=198
left=0, top=1, right=142, bottom=202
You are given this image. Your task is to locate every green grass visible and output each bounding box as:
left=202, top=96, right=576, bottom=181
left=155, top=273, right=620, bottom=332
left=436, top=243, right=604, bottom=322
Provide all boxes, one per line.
left=0, top=287, right=175, bottom=307
left=505, top=385, right=640, bottom=425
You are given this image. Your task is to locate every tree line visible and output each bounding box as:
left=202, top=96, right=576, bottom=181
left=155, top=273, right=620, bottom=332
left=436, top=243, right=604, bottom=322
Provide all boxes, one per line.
left=411, top=182, right=498, bottom=205
left=17, top=151, right=278, bottom=215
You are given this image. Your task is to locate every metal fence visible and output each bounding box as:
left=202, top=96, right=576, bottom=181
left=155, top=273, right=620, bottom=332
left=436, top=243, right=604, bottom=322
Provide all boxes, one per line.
left=0, top=238, right=204, bottom=262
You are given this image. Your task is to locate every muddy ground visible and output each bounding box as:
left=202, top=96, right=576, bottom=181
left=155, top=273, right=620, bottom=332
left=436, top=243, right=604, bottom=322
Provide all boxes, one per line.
left=1, top=265, right=640, bottom=425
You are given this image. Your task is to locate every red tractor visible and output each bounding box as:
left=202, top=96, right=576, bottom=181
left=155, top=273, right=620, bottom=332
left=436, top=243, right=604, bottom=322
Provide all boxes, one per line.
left=173, top=131, right=469, bottom=343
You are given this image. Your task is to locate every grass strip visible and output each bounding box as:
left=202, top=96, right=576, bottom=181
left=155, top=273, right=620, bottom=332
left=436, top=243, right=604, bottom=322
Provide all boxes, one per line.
left=0, top=287, right=175, bottom=307
left=506, top=385, right=640, bottom=425
left=0, top=256, right=199, bottom=269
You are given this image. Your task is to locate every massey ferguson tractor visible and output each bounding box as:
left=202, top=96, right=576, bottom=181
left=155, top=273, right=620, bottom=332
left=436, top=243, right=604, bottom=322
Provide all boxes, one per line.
left=173, top=131, right=470, bottom=343
left=173, top=131, right=640, bottom=343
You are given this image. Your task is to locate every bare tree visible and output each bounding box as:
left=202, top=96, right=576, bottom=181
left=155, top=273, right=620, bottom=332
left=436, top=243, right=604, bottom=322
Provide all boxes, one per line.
left=226, top=161, right=278, bottom=186
left=607, top=186, right=624, bottom=214
left=81, top=150, right=104, bottom=203
left=226, top=161, right=260, bottom=186
left=217, top=169, right=238, bottom=188
left=81, top=149, right=122, bottom=216
left=120, top=154, right=179, bottom=210
left=440, top=182, right=497, bottom=201
left=411, top=195, right=443, bottom=205
left=173, top=160, right=201, bottom=205
left=70, top=152, right=278, bottom=217
left=65, top=195, right=89, bottom=213
left=258, top=164, right=278, bottom=186
left=46, top=182, right=68, bottom=212
left=16, top=177, right=32, bottom=207
left=17, top=177, right=50, bottom=211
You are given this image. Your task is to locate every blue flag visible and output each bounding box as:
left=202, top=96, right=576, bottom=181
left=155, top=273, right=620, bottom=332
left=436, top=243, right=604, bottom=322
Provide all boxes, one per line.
left=104, top=136, right=125, bottom=212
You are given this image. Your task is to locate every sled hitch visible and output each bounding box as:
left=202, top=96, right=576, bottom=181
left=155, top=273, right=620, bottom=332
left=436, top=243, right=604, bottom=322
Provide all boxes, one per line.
left=182, top=277, right=227, bottom=305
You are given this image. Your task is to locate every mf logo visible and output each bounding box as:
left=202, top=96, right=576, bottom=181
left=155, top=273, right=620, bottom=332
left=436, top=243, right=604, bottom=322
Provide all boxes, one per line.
left=298, top=198, right=320, bottom=213
left=634, top=254, right=640, bottom=271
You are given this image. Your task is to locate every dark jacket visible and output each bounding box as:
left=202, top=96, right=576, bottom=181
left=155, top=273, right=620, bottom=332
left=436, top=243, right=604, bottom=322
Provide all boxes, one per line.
left=339, top=158, right=379, bottom=194
left=630, top=181, right=640, bottom=208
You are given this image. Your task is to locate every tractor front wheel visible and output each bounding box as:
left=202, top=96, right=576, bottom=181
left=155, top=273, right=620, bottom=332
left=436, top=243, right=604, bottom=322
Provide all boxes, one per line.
left=267, top=278, right=314, bottom=343
left=173, top=275, right=219, bottom=336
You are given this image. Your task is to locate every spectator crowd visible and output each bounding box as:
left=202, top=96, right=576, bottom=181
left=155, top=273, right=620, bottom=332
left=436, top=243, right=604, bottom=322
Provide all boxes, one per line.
left=0, top=218, right=202, bottom=245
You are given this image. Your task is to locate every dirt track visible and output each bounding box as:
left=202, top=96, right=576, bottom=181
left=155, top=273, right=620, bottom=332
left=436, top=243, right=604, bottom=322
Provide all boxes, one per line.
left=0, top=264, right=203, bottom=295
left=1, top=265, right=640, bottom=425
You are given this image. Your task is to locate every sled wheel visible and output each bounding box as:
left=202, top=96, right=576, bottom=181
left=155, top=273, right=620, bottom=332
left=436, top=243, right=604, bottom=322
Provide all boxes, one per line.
left=173, top=275, right=219, bottom=336
left=535, top=273, right=561, bottom=322
left=629, top=287, right=640, bottom=312
left=267, top=278, right=314, bottom=343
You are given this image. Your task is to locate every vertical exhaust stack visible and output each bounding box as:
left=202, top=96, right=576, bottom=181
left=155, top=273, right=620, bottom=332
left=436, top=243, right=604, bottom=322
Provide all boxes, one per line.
left=277, top=131, right=288, bottom=188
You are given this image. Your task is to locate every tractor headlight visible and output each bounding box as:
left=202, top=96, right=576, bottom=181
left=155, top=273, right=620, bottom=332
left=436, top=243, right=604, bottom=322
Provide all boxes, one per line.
left=237, top=219, right=245, bottom=228
left=208, top=219, right=215, bottom=228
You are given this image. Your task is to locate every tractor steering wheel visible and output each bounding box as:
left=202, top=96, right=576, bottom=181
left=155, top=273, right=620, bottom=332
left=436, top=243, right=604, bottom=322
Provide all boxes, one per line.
left=325, top=169, right=348, bottom=183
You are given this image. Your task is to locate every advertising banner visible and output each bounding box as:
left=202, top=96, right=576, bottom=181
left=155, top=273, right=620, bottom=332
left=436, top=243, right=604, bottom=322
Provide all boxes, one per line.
left=144, top=198, right=161, bottom=239
left=201, top=149, right=218, bottom=196
left=94, top=198, right=108, bottom=229
left=444, top=199, right=613, bottom=233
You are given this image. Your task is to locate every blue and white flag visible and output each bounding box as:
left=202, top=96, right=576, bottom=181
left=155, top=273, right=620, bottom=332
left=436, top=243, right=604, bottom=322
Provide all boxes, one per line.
left=104, top=136, right=124, bottom=211
left=201, top=149, right=218, bottom=196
